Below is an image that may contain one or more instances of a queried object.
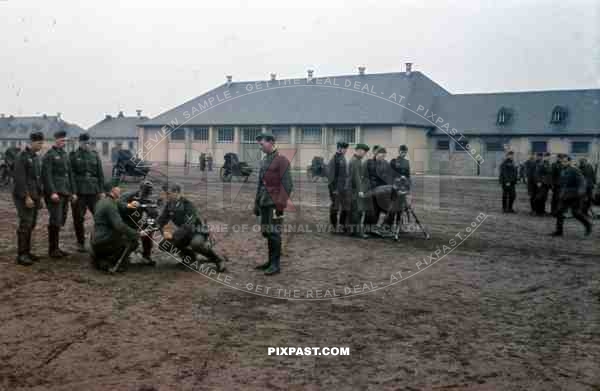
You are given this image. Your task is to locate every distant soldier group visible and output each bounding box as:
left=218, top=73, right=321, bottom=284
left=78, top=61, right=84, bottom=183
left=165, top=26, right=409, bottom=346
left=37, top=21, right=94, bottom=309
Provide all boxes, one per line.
left=500, top=150, right=594, bottom=236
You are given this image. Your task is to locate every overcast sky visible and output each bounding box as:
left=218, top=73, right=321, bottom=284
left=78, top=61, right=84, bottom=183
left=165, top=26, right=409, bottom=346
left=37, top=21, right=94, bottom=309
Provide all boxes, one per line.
left=1, top=0, right=599, bottom=128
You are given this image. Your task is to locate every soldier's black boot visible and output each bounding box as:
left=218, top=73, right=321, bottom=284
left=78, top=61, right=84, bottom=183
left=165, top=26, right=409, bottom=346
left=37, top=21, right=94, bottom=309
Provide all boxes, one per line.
left=264, top=238, right=281, bottom=276
left=74, top=221, right=86, bottom=253
left=16, top=230, right=33, bottom=266
left=48, top=226, right=66, bottom=258
left=255, top=240, right=271, bottom=270
left=25, top=230, right=40, bottom=262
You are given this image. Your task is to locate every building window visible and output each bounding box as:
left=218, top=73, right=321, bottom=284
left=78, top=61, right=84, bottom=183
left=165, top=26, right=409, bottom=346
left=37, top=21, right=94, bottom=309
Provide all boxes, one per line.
left=436, top=139, right=450, bottom=150
left=170, top=128, right=185, bottom=141
left=241, top=127, right=262, bottom=144
left=531, top=141, right=548, bottom=153
left=486, top=141, right=505, bottom=152
left=571, top=141, right=590, bottom=154
left=550, top=106, right=568, bottom=124
left=102, top=142, right=109, bottom=156
left=454, top=138, right=470, bottom=153
left=333, top=127, right=356, bottom=144
left=300, top=127, right=322, bottom=144
left=271, top=126, right=290, bottom=143
left=192, top=127, right=209, bottom=142
left=217, top=127, right=234, bottom=143
left=128, top=141, right=134, bottom=150
left=496, top=107, right=512, bottom=125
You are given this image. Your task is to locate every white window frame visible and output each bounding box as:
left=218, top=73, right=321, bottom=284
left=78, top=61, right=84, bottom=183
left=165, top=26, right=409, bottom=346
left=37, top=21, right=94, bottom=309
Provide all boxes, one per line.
left=192, top=127, right=209, bottom=142
left=241, top=127, right=262, bottom=144
left=300, top=127, right=322, bottom=144
left=217, top=127, right=234, bottom=144
left=333, top=127, right=356, bottom=144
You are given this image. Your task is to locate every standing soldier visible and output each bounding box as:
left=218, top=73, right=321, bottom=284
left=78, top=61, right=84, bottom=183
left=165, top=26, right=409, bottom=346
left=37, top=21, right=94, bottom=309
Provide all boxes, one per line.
left=349, top=143, right=370, bottom=238
left=253, top=133, right=293, bottom=276
left=12, top=132, right=45, bottom=265
left=327, top=141, right=350, bottom=233
left=499, top=151, right=518, bottom=213
left=42, top=130, right=76, bottom=258
left=579, top=157, right=596, bottom=216
left=199, top=153, right=206, bottom=172
left=550, top=154, right=564, bottom=216
left=532, top=153, right=548, bottom=215
left=389, top=145, right=411, bottom=180
left=206, top=152, right=213, bottom=171
left=70, top=133, right=105, bottom=252
left=551, top=155, right=592, bottom=236
left=366, top=146, right=389, bottom=228
left=524, top=153, right=537, bottom=214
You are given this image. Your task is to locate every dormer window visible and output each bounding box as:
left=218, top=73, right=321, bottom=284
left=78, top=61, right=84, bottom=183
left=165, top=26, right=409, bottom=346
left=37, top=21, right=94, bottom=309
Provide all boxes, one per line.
left=550, top=106, right=568, bottom=124
left=496, top=107, right=511, bottom=125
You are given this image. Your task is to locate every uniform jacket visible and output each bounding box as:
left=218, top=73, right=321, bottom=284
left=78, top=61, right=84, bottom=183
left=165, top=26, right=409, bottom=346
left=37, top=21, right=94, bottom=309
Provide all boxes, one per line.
left=158, top=196, right=204, bottom=229
left=42, top=146, right=74, bottom=195
left=390, top=157, right=411, bottom=179
left=12, top=147, right=43, bottom=201
left=93, top=196, right=139, bottom=244
left=350, top=155, right=369, bottom=194
left=367, top=158, right=390, bottom=189
left=551, top=161, right=563, bottom=187
left=524, top=159, right=537, bottom=180
left=256, top=149, right=294, bottom=211
left=328, top=152, right=350, bottom=193
left=559, top=166, right=586, bottom=200
left=70, top=148, right=104, bottom=195
left=534, top=160, right=552, bottom=185
left=499, top=158, right=518, bottom=184
left=579, top=162, right=596, bottom=189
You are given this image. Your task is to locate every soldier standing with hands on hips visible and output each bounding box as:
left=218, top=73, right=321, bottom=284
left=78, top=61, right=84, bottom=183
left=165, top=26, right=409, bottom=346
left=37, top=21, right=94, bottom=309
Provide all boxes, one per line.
left=70, top=133, right=105, bottom=252
left=42, top=130, right=76, bottom=258
left=254, top=133, right=293, bottom=276
left=12, top=131, right=45, bottom=265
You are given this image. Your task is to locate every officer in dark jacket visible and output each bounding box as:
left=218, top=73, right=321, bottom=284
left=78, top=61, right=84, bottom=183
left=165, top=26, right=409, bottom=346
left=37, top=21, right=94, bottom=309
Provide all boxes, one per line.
left=550, top=154, right=564, bottom=215
left=533, top=153, right=550, bottom=216
left=349, top=143, right=370, bottom=238
left=366, top=146, right=390, bottom=227
left=390, top=145, right=411, bottom=180
left=91, top=181, right=141, bottom=272
left=42, top=130, right=76, bottom=258
left=579, top=157, right=596, bottom=215
left=327, top=141, right=350, bottom=232
left=524, top=153, right=537, bottom=213
left=158, top=183, right=227, bottom=272
left=254, top=133, right=293, bottom=275
left=12, top=132, right=45, bottom=265
left=551, top=155, right=592, bottom=236
left=499, top=151, right=518, bottom=213
left=70, top=133, right=105, bottom=252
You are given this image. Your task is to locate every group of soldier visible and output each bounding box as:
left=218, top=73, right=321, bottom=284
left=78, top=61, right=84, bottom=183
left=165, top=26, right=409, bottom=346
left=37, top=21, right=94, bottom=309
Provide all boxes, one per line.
left=10, top=130, right=292, bottom=276
left=328, top=141, right=411, bottom=238
left=499, top=151, right=595, bottom=236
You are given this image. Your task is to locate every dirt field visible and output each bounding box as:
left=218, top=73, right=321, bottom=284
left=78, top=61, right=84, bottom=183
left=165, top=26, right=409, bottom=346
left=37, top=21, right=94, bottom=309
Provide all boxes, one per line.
left=1, top=167, right=599, bottom=391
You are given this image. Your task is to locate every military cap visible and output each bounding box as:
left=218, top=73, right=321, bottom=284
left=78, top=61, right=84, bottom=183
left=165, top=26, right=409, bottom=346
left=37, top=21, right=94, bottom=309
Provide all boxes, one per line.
left=536, top=152, right=544, bottom=157
left=103, top=178, right=120, bottom=193
left=255, top=132, right=275, bottom=142
left=29, top=131, right=44, bottom=142
left=399, top=145, right=408, bottom=152
left=354, top=143, right=370, bottom=151
left=336, top=141, right=349, bottom=149
left=79, top=133, right=90, bottom=142
left=566, top=156, right=572, bottom=161
left=376, top=147, right=387, bottom=154
left=372, top=145, right=381, bottom=153
left=506, top=150, right=514, bottom=155
left=544, top=152, right=551, bottom=157
left=54, top=130, right=67, bottom=139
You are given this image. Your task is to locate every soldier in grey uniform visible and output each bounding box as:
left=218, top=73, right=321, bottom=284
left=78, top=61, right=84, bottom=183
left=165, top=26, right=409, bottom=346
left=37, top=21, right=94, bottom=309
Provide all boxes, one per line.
left=42, top=130, right=76, bottom=258
left=12, top=132, right=45, bottom=265
left=349, top=143, right=370, bottom=238
left=327, top=141, right=351, bottom=233
left=70, top=133, right=105, bottom=252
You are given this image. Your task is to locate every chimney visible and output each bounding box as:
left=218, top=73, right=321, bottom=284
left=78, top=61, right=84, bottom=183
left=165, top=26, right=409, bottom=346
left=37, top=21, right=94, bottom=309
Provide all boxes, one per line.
left=358, top=66, right=366, bottom=76
left=136, top=109, right=142, bottom=118
left=118, top=111, right=124, bottom=118
left=42, top=113, right=47, bottom=119
left=56, top=112, right=62, bottom=120
left=226, top=75, right=232, bottom=86
left=270, top=73, right=277, bottom=81
left=405, top=62, right=413, bottom=76
left=307, top=69, right=314, bottom=81
left=105, top=114, right=112, bottom=120
left=1, top=113, right=5, bottom=118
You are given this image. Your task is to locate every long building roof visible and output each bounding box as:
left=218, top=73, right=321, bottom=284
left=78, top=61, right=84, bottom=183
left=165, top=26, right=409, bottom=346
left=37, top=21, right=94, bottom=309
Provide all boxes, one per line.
left=88, top=112, right=148, bottom=139
left=0, top=115, right=85, bottom=139
left=140, top=71, right=600, bottom=136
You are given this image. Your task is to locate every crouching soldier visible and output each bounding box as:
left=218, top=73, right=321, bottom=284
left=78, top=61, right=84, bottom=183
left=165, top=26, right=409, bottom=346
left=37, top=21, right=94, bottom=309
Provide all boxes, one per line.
left=350, top=143, right=370, bottom=238
left=12, top=131, right=45, bottom=265
left=90, top=181, right=141, bottom=272
left=157, top=183, right=227, bottom=272
left=551, top=155, right=592, bottom=237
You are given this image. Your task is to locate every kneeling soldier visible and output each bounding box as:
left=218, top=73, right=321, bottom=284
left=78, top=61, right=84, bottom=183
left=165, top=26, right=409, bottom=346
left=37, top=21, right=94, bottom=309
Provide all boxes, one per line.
left=13, top=131, right=45, bottom=265
left=157, top=183, right=227, bottom=272
left=91, top=181, right=141, bottom=272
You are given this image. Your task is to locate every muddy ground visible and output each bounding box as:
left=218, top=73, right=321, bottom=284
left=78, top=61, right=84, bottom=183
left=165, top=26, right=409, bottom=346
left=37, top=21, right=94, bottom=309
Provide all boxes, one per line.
left=1, top=167, right=599, bottom=390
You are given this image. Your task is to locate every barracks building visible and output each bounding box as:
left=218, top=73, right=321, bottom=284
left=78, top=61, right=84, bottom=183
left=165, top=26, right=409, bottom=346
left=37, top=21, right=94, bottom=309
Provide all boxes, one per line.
left=137, top=64, right=600, bottom=176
